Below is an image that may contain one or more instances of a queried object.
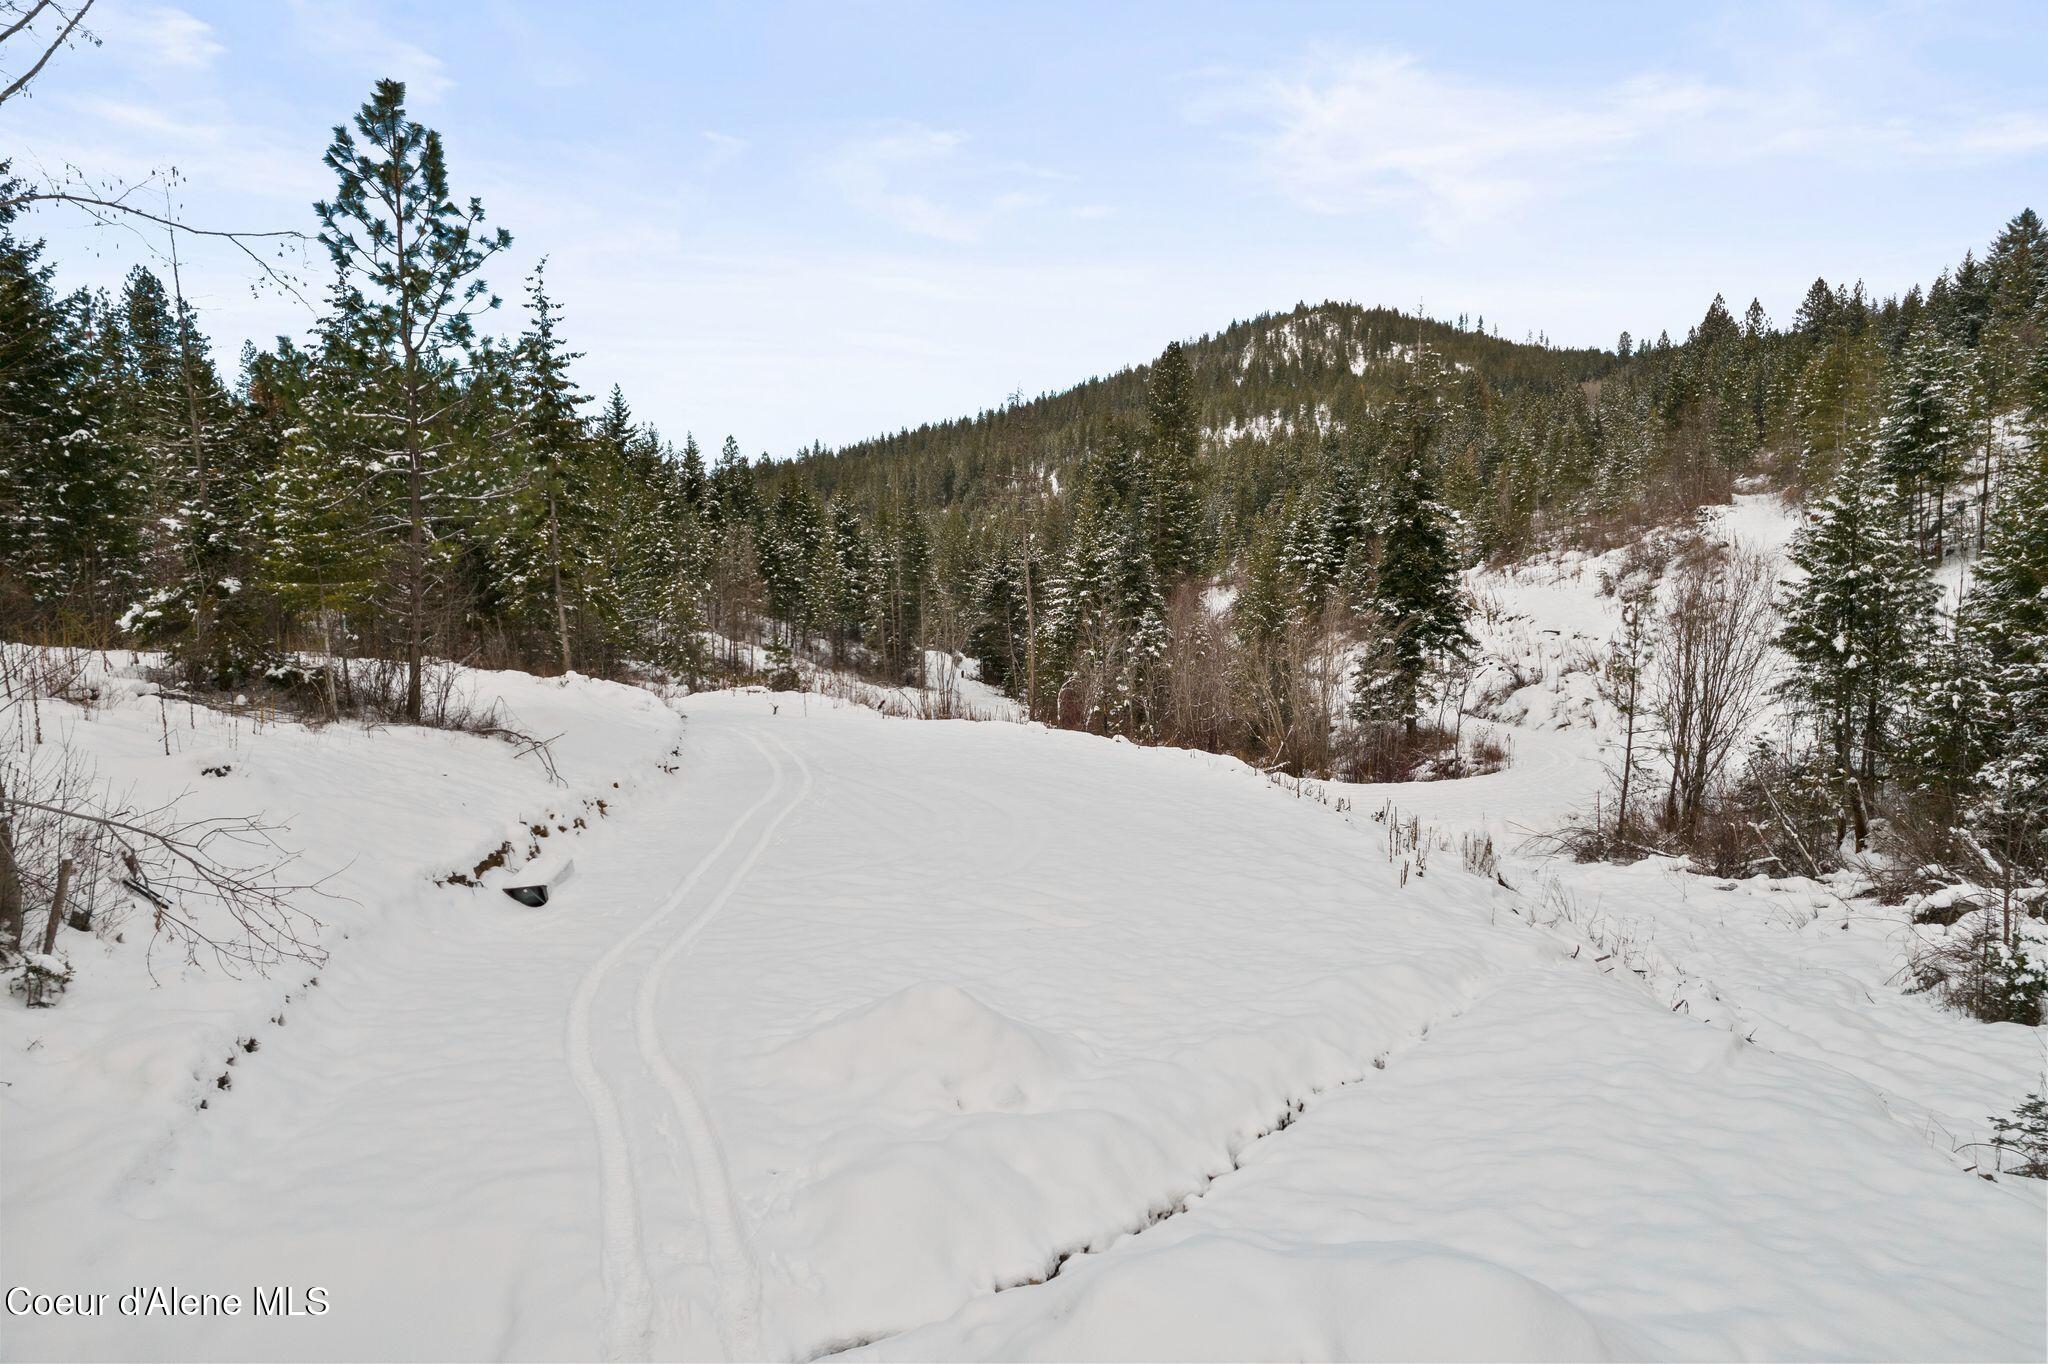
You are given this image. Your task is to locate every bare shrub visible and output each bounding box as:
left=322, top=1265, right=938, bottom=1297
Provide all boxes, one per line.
left=1233, top=613, right=1349, bottom=776
left=1654, top=540, right=1778, bottom=841
left=240, top=653, right=504, bottom=731
left=1460, top=830, right=1500, bottom=880
left=2, top=647, right=328, bottom=981
left=1462, top=728, right=1513, bottom=776
left=1156, top=585, right=1235, bottom=754
left=1329, top=720, right=1502, bottom=783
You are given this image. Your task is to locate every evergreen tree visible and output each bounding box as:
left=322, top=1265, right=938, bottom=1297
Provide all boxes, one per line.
left=1144, top=340, right=1204, bottom=583
left=966, top=541, right=1029, bottom=694
left=676, top=433, right=708, bottom=509
left=617, top=453, right=709, bottom=677
left=1964, top=426, right=2048, bottom=876
left=707, top=435, right=756, bottom=526
left=876, top=495, right=932, bottom=682
left=594, top=385, right=635, bottom=461
left=1044, top=427, right=1165, bottom=732
left=758, top=478, right=826, bottom=648
left=1896, top=597, right=1999, bottom=811
left=113, top=267, right=264, bottom=682
left=314, top=77, right=511, bottom=719
left=264, top=272, right=396, bottom=666
left=0, top=208, right=142, bottom=629
left=1778, top=446, right=1937, bottom=846
left=1875, top=326, right=1970, bottom=556
left=504, top=261, right=596, bottom=672
left=815, top=499, right=880, bottom=662
left=1361, top=359, right=1473, bottom=730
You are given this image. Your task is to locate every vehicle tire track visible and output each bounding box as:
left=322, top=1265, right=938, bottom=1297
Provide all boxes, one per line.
left=635, top=727, right=814, bottom=1361
left=565, top=727, right=787, bottom=1362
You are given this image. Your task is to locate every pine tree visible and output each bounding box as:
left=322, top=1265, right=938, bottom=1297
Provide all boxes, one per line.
left=1779, top=445, right=1938, bottom=846
left=314, top=77, right=511, bottom=719
left=1232, top=516, right=1291, bottom=648
left=1875, top=327, right=1970, bottom=557
left=877, top=495, right=932, bottom=682
left=1044, top=427, right=1165, bottom=732
left=966, top=541, right=1030, bottom=694
left=707, top=435, right=755, bottom=527
left=676, top=433, right=708, bottom=509
left=808, top=499, right=879, bottom=663
left=758, top=479, right=826, bottom=650
left=1791, top=325, right=1884, bottom=485
left=616, top=451, right=709, bottom=677
left=594, top=385, right=635, bottom=461
left=1144, top=340, right=1204, bottom=583
left=1964, top=418, right=2048, bottom=887
left=264, top=272, right=397, bottom=673
left=1896, top=597, right=1999, bottom=813
left=502, top=261, right=596, bottom=673
left=113, top=266, right=262, bottom=683
left=1362, top=358, right=1473, bottom=731
left=0, top=208, right=145, bottom=630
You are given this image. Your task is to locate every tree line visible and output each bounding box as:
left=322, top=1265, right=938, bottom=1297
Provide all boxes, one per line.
left=2, top=85, right=2044, bottom=834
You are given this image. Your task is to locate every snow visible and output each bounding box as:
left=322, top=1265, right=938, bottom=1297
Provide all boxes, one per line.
left=4, top=495, right=2043, bottom=1362
left=872, top=961, right=2041, bottom=1361
left=861, top=1236, right=1625, bottom=1362
left=1202, top=402, right=1336, bottom=446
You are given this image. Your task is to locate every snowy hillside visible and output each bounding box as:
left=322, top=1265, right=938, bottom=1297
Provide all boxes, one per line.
left=2, top=498, right=2044, bottom=1362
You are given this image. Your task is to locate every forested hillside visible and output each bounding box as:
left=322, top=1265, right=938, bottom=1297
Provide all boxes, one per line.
left=792, top=304, right=1614, bottom=520
left=4, top=81, right=2046, bottom=866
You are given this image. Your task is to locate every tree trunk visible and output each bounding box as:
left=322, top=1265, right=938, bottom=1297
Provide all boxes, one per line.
left=1978, top=416, right=1993, bottom=553
left=395, top=170, right=426, bottom=724
left=169, top=246, right=216, bottom=681
left=1615, top=694, right=1637, bottom=843
left=0, top=807, right=23, bottom=959
left=549, top=489, right=572, bottom=675
left=41, top=857, right=73, bottom=955
left=405, top=449, right=425, bottom=722
left=1022, top=544, right=1037, bottom=719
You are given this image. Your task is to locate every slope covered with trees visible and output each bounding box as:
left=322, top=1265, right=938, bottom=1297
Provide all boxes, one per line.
left=4, top=80, right=2047, bottom=993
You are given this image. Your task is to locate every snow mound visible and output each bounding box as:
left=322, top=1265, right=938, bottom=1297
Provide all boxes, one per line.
left=859, top=1234, right=1625, bottom=1361
left=771, top=982, right=1081, bottom=1114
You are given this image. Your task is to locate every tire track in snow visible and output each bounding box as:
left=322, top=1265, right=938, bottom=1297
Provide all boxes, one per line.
left=635, top=728, right=815, bottom=1361
left=565, top=727, right=787, bottom=1362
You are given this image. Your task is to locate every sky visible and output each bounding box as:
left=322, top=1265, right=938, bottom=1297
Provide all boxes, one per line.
left=7, top=0, right=2047, bottom=456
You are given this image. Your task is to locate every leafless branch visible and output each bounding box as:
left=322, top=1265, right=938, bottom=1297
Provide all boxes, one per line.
left=0, top=0, right=93, bottom=107
left=1, top=182, right=315, bottom=310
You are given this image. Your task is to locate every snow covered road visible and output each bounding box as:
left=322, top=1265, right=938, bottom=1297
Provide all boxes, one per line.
left=3, top=677, right=2043, bottom=1361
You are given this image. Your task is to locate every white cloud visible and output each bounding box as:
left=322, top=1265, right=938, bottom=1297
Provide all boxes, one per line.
left=826, top=125, right=985, bottom=242
left=701, top=130, right=748, bottom=169
left=1208, top=41, right=2048, bottom=237
left=1222, top=51, right=1647, bottom=232
left=824, top=124, right=1064, bottom=244
left=101, top=4, right=224, bottom=71
left=288, top=0, right=452, bottom=102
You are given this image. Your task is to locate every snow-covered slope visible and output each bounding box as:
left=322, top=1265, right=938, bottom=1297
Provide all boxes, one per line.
left=3, top=501, right=2043, bottom=1361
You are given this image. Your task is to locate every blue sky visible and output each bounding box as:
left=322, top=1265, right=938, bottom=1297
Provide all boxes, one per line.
left=10, top=1, right=2047, bottom=454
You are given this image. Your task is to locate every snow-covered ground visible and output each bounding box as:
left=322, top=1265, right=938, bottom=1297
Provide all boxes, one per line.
left=3, top=496, right=2043, bottom=1361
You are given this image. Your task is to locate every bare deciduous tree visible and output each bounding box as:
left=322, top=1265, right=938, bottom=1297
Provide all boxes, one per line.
left=1655, top=542, right=1778, bottom=839
left=2, top=3, right=312, bottom=299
